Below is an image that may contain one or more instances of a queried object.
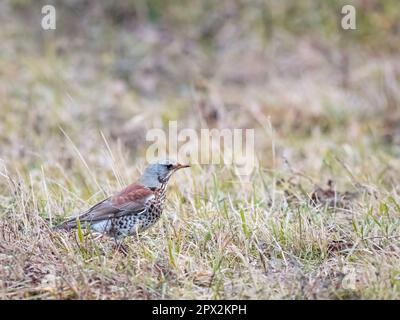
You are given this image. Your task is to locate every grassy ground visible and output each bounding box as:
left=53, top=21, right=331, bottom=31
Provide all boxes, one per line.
left=1, top=1, right=400, bottom=299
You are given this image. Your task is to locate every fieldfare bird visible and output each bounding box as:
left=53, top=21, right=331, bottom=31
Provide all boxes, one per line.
left=57, top=160, right=190, bottom=239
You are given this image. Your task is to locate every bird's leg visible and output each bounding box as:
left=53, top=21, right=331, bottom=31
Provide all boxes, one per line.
left=113, top=237, right=129, bottom=256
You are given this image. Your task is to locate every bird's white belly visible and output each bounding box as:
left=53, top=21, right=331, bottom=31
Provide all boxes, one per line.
left=90, top=220, right=112, bottom=233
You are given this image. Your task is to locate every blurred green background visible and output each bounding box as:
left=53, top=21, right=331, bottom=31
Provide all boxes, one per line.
left=0, top=0, right=399, bottom=169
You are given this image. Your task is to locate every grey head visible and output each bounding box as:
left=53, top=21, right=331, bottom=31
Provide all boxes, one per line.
left=138, top=159, right=190, bottom=189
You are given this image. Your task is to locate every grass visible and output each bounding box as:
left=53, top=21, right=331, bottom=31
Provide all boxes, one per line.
left=1, top=1, right=400, bottom=299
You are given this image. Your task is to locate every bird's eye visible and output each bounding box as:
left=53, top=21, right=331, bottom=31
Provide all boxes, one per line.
left=166, top=164, right=173, bottom=169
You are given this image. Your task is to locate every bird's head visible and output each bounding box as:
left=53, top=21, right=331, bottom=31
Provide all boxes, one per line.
left=139, top=159, right=190, bottom=189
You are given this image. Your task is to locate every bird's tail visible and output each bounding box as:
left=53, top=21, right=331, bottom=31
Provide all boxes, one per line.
left=53, top=218, right=77, bottom=231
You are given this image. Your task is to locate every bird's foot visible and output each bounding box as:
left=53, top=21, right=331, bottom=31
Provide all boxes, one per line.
left=114, top=242, right=129, bottom=256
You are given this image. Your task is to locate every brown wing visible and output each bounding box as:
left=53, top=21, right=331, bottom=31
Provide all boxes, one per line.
left=59, top=184, right=154, bottom=229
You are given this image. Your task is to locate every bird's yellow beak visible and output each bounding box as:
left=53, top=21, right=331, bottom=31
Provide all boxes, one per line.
left=174, top=163, right=191, bottom=170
